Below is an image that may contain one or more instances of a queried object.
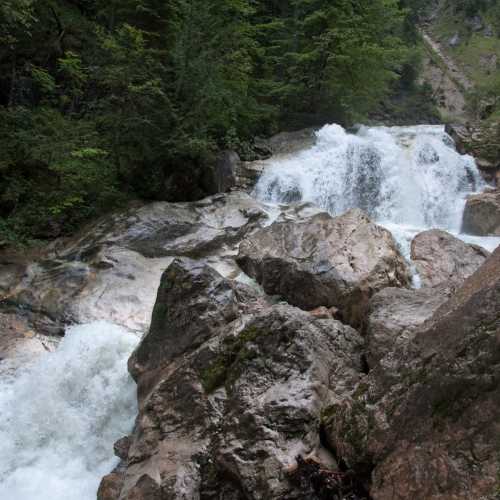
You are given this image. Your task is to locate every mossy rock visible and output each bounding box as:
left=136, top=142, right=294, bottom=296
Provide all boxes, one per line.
left=199, top=326, right=269, bottom=393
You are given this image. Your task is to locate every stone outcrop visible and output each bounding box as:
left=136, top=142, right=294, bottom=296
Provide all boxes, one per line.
left=237, top=208, right=411, bottom=327
left=324, top=247, right=500, bottom=500
left=462, top=188, right=500, bottom=236
left=410, top=229, right=490, bottom=287
left=128, top=258, right=264, bottom=383
left=103, top=259, right=365, bottom=500
left=253, top=128, right=317, bottom=157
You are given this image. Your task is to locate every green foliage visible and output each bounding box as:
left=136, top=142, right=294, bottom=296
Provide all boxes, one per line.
left=0, top=0, right=423, bottom=244
left=0, top=106, right=123, bottom=239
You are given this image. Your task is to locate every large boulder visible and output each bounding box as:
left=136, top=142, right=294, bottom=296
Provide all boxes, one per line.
left=365, top=285, right=451, bottom=368
left=324, top=247, right=500, bottom=500
left=462, top=189, right=500, bottom=236
left=254, top=128, right=317, bottom=157
left=61, top=191, right=269, bottom=259
left=105, top=259, right=365, bottom=500
left=237, top=208, right=411, bottom=327
left=128, top=258, right=251, bottom=384
left=410, top=229, right=490, bottom=287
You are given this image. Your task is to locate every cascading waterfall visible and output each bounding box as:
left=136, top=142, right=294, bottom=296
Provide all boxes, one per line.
left=0, top=322, right=138, bottom=500
left=255, top=124, right=500, bottom=258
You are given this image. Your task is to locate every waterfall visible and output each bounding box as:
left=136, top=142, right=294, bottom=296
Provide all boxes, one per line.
left=0, top=322, right=138, bottom=500
left=254, top=124, right=500, bottom=257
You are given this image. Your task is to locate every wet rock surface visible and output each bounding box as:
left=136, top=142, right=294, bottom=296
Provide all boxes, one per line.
left=410, top=229, right=490, bottom=287
left=0, top=309, right=61, bottom=373
left=0, top=193, right=273, bottom=338
left=446, top=123, right=500, bottom=185
left=237, top=208, right=411, bottom=327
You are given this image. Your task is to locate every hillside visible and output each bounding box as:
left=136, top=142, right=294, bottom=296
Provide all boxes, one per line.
left=416, top=0, right=500, bottom=182
left=422, top=0, right=500, bottom=123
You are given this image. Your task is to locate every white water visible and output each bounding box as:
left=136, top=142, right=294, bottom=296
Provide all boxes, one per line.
left=0, top=322, right=138, bottom=500
left=255, top=124, right=500, bottom=258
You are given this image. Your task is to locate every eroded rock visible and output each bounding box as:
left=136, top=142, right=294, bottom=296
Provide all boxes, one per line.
left=237, top=208, right=411, bottom=327
left=0, top=309, right=61, bottom=373
left=128, top=258, right=242, bottom=382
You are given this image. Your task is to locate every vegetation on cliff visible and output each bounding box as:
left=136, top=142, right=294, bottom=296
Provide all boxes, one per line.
left=0, top=0, right=430, bottom=244
left=425, top=0, right=500, bottom=122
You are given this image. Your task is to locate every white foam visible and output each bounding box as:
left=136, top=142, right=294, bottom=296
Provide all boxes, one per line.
left=254, top=123, right=498, bottom=265
left=0, top=321, right=139, bottom=500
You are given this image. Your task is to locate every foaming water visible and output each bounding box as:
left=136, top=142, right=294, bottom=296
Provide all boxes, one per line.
left=255, top=124, right=500, bottom=259
left=0, top=321, right=138, bottom=500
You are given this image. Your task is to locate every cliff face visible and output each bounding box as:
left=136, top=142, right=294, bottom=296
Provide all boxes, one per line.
left=419, top=1, right=500, bottom=183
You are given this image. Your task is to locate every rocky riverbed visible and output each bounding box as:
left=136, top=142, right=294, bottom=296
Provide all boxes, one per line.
left=1, top=124, right=500, bottom=500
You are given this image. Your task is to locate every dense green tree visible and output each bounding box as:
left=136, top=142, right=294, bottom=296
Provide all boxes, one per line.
left=0, top=0, right=425, bottom=244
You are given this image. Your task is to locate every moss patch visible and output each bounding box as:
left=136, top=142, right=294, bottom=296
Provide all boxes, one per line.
left=199, top=326, right=268, bottom=393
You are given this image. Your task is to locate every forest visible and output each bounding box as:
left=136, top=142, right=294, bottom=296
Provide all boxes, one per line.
left=0, top=0, right=435, bottom=244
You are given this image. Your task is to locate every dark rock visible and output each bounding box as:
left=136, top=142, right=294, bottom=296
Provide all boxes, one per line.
left=0, top=309, right=61, bottom=371
left=254, top=128, right=317, bottom=156
left=128, top=258, right=240, bottom=383
left=445, top=123, right=500, bottom=185
left=444, top=123, right=469, bottom=155
left=97, top=472, right=124, bottom=500
left=202, top=150, right=239, bottom=194
left=114, top=436, right=132, bottom=461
